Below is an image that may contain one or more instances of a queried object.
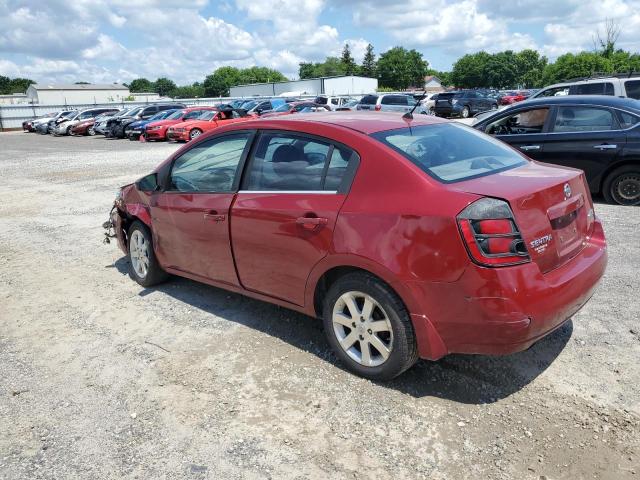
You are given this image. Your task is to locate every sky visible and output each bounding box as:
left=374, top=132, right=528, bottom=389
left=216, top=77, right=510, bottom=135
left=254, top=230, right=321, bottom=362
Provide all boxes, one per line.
left=1, top=0, right=639, bottom=86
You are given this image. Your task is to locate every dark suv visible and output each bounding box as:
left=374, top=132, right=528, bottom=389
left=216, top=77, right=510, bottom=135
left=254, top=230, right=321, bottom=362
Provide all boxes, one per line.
left=434, top=91, right=498, bottom=118
left=106, top=103, right=185, bottom=138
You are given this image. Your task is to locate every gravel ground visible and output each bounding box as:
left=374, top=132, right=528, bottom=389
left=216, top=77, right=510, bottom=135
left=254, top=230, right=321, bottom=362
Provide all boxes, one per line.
left=0, top=132, right=638, bottom=480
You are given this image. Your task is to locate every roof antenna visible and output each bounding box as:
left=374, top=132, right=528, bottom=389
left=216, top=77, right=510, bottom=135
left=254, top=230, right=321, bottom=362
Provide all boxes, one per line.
left=403, top=90, right=427, bottom=120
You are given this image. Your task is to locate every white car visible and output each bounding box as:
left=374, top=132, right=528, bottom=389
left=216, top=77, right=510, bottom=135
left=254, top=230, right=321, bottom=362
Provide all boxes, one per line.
left=528, top=74, right=640, bottom=100
left=314, top=95, right=359, bottom=111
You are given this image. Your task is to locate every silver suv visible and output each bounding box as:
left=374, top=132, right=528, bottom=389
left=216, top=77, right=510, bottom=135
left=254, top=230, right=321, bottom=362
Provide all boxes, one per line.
left=529, top=74, right=640, bottom=100
left=356, top=94, right=428, bottom=114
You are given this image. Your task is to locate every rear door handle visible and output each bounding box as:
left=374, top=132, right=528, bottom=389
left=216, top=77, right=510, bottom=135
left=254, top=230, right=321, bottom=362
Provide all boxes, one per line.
left=520, top=145, right=541, bottom=151
left=593, top=144, right=617, bottom=150
left=204, top=211, right=226, bottom=222
left=296, top=216, right=328, bottom=230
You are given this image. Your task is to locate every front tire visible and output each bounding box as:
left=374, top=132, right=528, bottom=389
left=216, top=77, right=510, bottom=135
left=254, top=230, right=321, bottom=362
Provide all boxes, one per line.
left=127, top=221, right=168, bottom=287
left=603, top=166, right=640, bottom=206
left=189, top=128, right=202, bottom=140
left=87, top=125, right=96, bottom=136
left=322, top=272, right=418, bottom=380
left=461, top=106, right=470, bottom=118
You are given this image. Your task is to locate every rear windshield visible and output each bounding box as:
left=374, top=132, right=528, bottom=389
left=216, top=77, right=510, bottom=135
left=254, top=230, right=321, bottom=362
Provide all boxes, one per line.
left=360, top=95, right=378, bottom=105
left=371, top=123, right=526, bottom=183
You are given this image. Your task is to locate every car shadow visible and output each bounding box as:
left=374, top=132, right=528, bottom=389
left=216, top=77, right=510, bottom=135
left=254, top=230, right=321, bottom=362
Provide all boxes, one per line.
left=112, top=256, right=572, bottom=405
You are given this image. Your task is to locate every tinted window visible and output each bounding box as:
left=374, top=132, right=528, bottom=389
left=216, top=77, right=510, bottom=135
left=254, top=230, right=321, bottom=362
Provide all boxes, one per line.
left=314, top=97, right=328, bottom=105
left=170, top=133, right=251, bottom=192
left=625, top=80, right=640, bottom=99
left=243, top=133, right=331, bottom=191
left=360, top=95, right=378, bottom=105
left=485, top=108, right=549, bottom=135
left=618, top=110, right=640, bottom=128
left=371, top=123, right=526, bottom=183
left=382, top=95, right=410, bottom=105
left=537, top=86, right=570, bottom=97
left=184, top=109, right=209, bottom=119
left=574, top=82, right=615, bottom=95
left=553, top=107, right=616, bottom=132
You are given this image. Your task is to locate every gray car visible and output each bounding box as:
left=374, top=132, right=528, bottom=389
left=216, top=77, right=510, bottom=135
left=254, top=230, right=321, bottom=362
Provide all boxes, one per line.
left=356, top=94, right=428, bottom=114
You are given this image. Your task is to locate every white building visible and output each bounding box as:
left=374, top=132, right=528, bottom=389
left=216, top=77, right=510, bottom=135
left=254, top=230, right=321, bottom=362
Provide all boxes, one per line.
left=424, top=75, right=444, bottom=93
left=230, top=76, right=378, bottom=98
left=0, top=93, right=28, bottom=105
left=26, top=83, right=130, bottom=105
left=131, top=92, right=161, bottom=102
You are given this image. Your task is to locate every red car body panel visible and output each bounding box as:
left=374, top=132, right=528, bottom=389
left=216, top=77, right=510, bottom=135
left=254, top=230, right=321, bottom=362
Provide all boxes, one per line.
left=145, top=106, right=218, bottom=140
left=113, top=112, right=607, bottom=361
left=500, top=92, right=528, bottom=105
left=166, top=112, right=255, bottom=142
left=70, top=119, right=95, bottom=135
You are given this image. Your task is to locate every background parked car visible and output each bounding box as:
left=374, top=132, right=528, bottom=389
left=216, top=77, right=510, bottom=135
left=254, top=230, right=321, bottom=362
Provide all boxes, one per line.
left=34, top=110, right=77, bottom=134
left=260, top=101, right=331, bottom=117
left=434, top=90, right=498, bottom=118
left=356, top=93, right=428, bottom=114
left=499, top=91, right=529, bottom=105
left=335, top=99, right=360, bottom=111
left=70, top=109, right=119, bottom=136
left=106, top=103, right=186, bottom=139
left=94, top=108, right=129, bottom=135
left=474, top=95, right=640, bottom=205
left=23, top=113, right=57, bottom=132
left=52, top=108, right=117, bottom=136
left=144, top=106, right=217, bottom=141
left=125, top=109, right=180, bottom=141
left=314, top=95, right=357, bottom=110
left=529, top=73, right=640, bottom=100
left=166, top=108, right=254, bottom=142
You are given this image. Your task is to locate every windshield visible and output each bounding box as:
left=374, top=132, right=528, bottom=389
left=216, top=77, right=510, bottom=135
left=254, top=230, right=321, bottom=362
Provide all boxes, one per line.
left=273, top=103, right=292, bottom=112
left=241, top=100, right=258, bottom=110
left=167, top=109, right=187, bottom=120
left=149, top=110, right=174, bottom=121
left=371, top=123, right=526, bottom=183
left=198, top=110, right=217, bottom=120
left=126, top=107, right=143, bottom=117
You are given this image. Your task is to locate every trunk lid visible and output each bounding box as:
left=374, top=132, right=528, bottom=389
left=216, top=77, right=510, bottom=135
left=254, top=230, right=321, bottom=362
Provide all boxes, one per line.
left=452, top=162, right=593, bottom=273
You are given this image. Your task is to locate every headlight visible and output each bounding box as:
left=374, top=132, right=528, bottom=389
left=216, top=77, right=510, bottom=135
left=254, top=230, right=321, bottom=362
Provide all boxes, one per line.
left=148, top=126, right=161, bottom=130
left=452, top=99, right=459, bottom=105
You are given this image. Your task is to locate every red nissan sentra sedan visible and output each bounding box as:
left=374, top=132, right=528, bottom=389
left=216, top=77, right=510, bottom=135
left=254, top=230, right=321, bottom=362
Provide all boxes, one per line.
left=107, top=112, right=607, bottom=380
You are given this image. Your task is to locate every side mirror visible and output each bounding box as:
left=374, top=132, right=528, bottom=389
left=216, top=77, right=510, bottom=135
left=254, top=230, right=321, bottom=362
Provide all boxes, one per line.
left=136, top=173, right=159, bottom=192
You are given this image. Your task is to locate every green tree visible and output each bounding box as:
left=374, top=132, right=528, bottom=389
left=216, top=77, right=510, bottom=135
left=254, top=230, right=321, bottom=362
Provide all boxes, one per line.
left=541, top=52, right=612, bottom=84
left=128, top=78, right=155, bottom=92
left=341, top=43, right=357, bottom=75
left=514, top=49, right=547, bottom=88
left=153, top=77, right=177, bottom=97
left=204, top=67, right=243, bottom=96
left=172, top=84, right=206, bottom=98
left=240, top=66, right=287, bottom=84
left=450, top=51, right=491, bottom=88
left=0, top=75, right=11, bottom=94
left=299, top=63, right=316, bottom=79
left=360, top=43, right=377, bottom=78
left=377, top=47, right=428, bottom=90
left=7, top=77, right=35, bottom=94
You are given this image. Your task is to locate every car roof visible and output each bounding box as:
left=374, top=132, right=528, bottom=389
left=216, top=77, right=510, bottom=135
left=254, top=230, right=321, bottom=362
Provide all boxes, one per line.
left=235, top=111, right=449, bottom=134
left=518, top=95, right=640, bottom=110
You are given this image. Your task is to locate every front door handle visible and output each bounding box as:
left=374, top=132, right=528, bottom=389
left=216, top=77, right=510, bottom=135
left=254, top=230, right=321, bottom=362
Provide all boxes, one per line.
left=296, top=216, right=328, bottom=230
left=520, top=145, right=541, bottom=151
left=204, top=211, right=226, bottom=222
left=593, top=144, right=617, bottom=150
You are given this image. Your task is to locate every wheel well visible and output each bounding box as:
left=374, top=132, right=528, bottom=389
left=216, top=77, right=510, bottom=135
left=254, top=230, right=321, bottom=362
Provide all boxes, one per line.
left=599, top=161, right=640, bottom=193
left=313, top=266, right=398, bottom=318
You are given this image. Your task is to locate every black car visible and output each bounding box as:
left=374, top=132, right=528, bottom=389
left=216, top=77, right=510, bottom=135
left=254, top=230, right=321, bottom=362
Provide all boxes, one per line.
left=434, top=90, right=498, bottom=118
left=473, top=95, right=640, bottom=205
left=106, top=103, right=185, bottom=138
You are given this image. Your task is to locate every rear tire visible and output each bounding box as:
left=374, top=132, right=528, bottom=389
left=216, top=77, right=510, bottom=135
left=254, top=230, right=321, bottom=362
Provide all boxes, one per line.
left=603, top=166, right=640, bottom=206
left=127, top=221, right=169, bottom=287
left=87, top=125, right=96, bottom=136
left=322, top=272, right=418, bottom=380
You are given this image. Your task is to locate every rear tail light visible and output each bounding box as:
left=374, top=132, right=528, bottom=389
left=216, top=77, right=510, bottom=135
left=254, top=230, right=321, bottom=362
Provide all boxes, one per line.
left=457, top=198, right=530, bottom=267
left=374, top=104, right=381, bottom=111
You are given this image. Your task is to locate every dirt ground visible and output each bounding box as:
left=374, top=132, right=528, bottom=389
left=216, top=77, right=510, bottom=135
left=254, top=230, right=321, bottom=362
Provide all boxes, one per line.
left=0, top=132, right=638, bottom=480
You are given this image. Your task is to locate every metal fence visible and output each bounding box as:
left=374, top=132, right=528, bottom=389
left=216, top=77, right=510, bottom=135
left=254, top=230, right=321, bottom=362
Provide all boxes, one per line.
left=0, top=95, right=313, bottom=131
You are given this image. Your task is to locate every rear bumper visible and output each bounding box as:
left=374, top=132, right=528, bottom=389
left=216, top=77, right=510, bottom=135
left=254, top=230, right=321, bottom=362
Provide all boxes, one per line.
left=409, top=220, right=607, bottom=359
left=434, top=104, right=462, bottom=117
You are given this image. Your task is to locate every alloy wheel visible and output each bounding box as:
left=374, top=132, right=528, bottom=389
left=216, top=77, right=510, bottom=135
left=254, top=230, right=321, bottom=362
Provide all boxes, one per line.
left=190, top=129, right=202, bottom=140
left=129, top=230, right=150, bottom=279
left=332, top=291, right=393, bottom=367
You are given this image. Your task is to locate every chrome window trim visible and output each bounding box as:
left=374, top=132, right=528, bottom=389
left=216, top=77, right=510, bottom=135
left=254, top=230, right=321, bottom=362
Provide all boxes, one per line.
left=238, top=190, right=339, bottom=194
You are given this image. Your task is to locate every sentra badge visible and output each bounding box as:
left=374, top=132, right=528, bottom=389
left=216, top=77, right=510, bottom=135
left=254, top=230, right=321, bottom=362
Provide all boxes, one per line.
left=530, top=234, right=553, bottom=253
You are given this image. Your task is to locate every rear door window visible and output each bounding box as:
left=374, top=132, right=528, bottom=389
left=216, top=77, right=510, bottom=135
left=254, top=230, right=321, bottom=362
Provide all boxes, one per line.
left=624, top=80, right=640, bottom=99
left=242, top=133, right=357, bottom=191
left=574, top=82, right=615, bottom=95
left=617, top=110, right=640, bottom=128
left=372, top=123, right=526, bottom=183
left=552, top=107, right=617, bottom=132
